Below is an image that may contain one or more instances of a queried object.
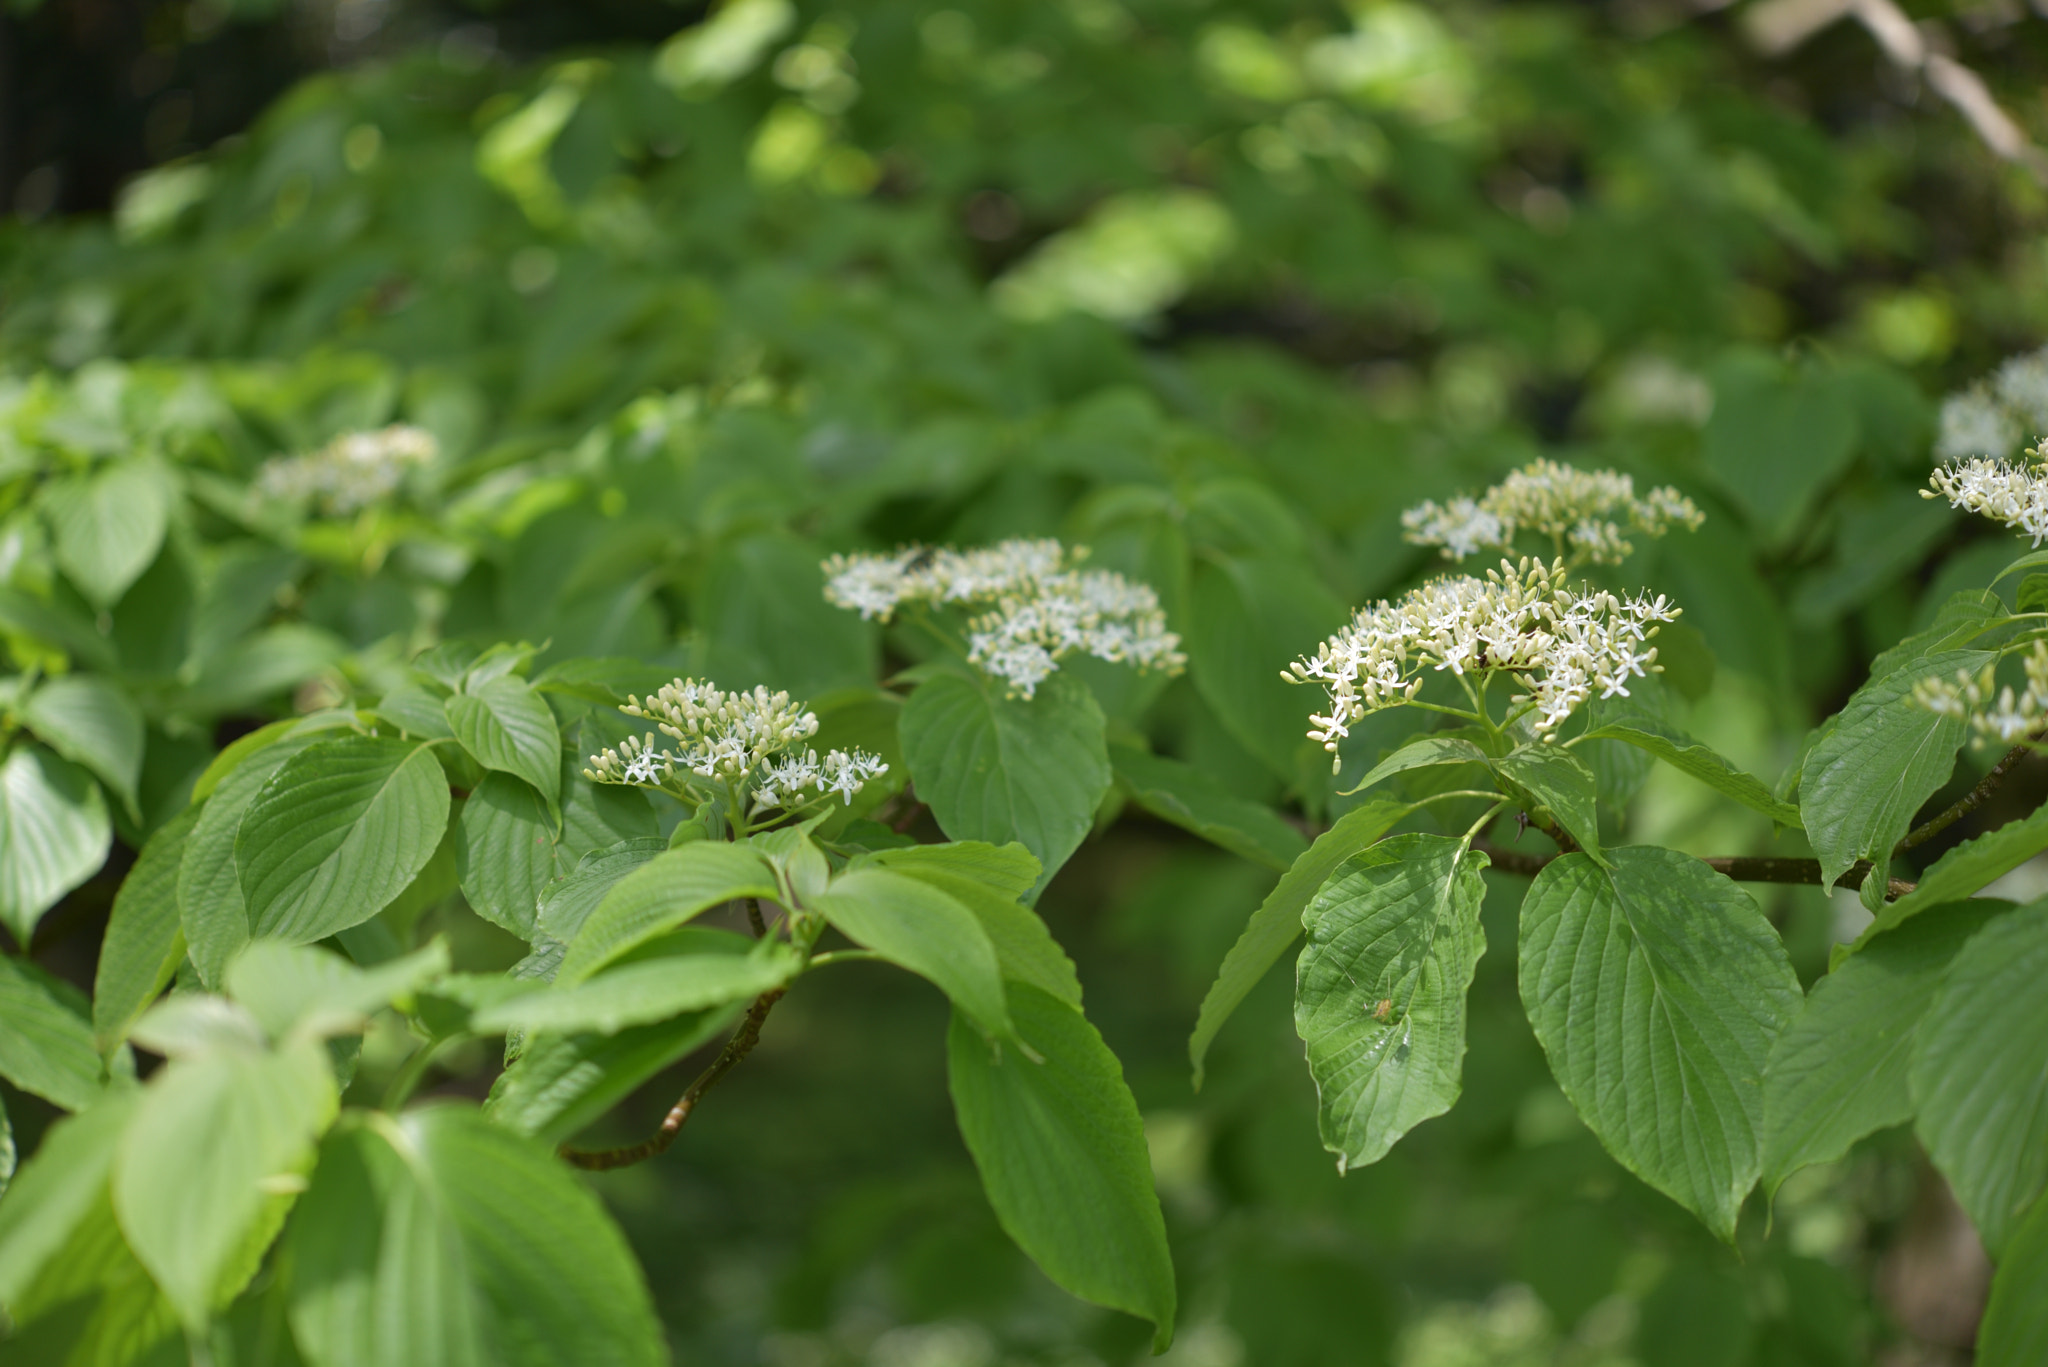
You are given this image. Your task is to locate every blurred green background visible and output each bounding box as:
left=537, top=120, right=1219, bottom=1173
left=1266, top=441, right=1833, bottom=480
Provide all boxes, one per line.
left=5, top=0, right=2048, bottom=1362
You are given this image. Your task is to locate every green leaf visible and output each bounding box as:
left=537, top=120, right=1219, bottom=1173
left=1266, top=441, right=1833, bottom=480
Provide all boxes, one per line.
left=225, top=939, right=451, bottom=1040
left=373, top=684, right=455, bottom=741
left=455, top=772, right=560, bottom=939
left=92, top=806, right=197, bottom=1055
left=1111, top=743, right=1309, bottom=871
left=1760, top=901, right=2006, bottom=1194
left=1519, top=848, right=1801, bottom=1240
left=1187, top=552, right=1347, bottom=778
left=900, top=670, right=1111, bottom=899
left=0, top=957, right=104, bottom=1111
left=1296, top=834, right=1489, bottom=1171
left=43, top=458, right=174, bottom=608
left=1701, top=354, right=1857, bottom=547
left=1979, top=1191, right=2048, bottom=1367
left=484, top=1007, right=740, bottom=1143
left=553, top=841, right=780, bottom=984
left=0, top=1094, right=140, bottom=1311
left=446, top=675, right=561, bottom=809
left=237, top=735, right=452, bottom=945
left=870, top=856, right=1083, bottom=1007
left=1348, top=735, right=1491, bottom=795
left=1910, top=901, right=2048, bottom=1255
left=1579, top=720, right=1801, bottom=827
left=1871, top=589, right=2008, bottom=679
left=111, top=1036, right=338, bottom=1327
left=289, top=1106, right=667, bottom=1367
left=862, top=839, right=1041, bottom=901
left=0, top=583, right=116, bottom=672
left=1494, top=745, right=1604, bottom=863
left=534, top=838, right=668, bottom=944
left=0, top=1094, right=10, bottom=1200
left=1189, top=798, right=1414, bottom=1088
left=692, top=530, right=878, bottom=699
left=1847, top=805, right=2048, bottom=956
left=189, top=718, right=304, bottom=804
left=1800, top=650, right=1986, bottom=890
left=947, top=983, right=1175, bottom=1350
left=811, top=867, right=1012, bottom=1039
left=21, top=676, right=144, bottom=818
left=470, top=944, right=799, bottom=1035
left=0, top=743, right=112, bottom=949
left=132, top=994, right=271, bottom=1056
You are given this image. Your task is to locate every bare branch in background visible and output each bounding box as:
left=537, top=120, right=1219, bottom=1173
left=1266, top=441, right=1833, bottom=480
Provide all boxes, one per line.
left=1740, top=0, right=2048, bottom=182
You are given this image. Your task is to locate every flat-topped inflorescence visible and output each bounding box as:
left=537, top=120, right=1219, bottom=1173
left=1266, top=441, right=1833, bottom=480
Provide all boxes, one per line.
left=254, top=423, right=438, bottom=515
left=1934, top=344, right=2048, bottom=461
left=1924, top=438, right=2048, bottom=545
left=1285, top=556, right=1681, bottom=767
left=584, top=677, right=888, bottom=815
left=1400, top=458, right=1703, bottom=567
left=821, top=537, right=1185, bottom=699
left=1910, top=642, right=2048, bottom=747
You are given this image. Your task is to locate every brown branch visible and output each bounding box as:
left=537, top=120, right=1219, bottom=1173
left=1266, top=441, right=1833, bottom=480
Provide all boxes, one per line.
left=1895, top=742, right=2032, bottom=854
left=1476, top=840, right=1914, bottom=899
left=746, top=895, right=767, bottom=938
left=559, top=987, right=786, bottom=1171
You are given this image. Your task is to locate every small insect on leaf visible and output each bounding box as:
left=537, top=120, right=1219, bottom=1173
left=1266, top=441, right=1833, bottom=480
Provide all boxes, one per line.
left=1372, top=998, right=1394, bottom=1022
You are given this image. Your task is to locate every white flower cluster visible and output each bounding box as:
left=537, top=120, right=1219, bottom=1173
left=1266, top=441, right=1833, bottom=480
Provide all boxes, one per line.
left=1935, top=344, right=2048, bottom=461
left=254, top=424, right=438, bottom=514
left=1923, top=439, right=2048, bottom=545
left=1400, top=458, right=1703, bottom=566
left=584, top=678, right=887, bottom=813
left=1284, top=557, right=1681, bottom=765
left=1911, top=644, right=2048, bottom=746
left=821, top=538, right=1186, bottom=699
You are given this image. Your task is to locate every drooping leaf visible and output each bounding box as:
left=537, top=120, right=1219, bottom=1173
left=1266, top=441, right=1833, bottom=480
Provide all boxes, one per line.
left=1189, top=798, right=1414, bottom=1088
left=1296, top=834, right=1489, bottom=1171
left=237, top=735, right=452, bottom=945
left=534, top=837, right=669, bottom=944
left=1910, top=901, right=2048, bottom=1256
left=873, top=857, right=1083, bottom=1006
left=1111, top=743, right=1308, bottom=871
left=1494, top=745, right=1604, bottom=863
left=470, top=944, right=800, bottom=1035
left=947, top=984, right=1175, bottom=1351
left=1579, top=720, right=1801, bottom=827
left=1760, top=900, right=2006, bottom=1194
left=43, top=458, right=174, bottom=608
left=811, top=867, right=1011, bottom=1039
left=1978, top=1191, right=2048, bottom=1367
left=1348, top=735, right=1492, bottom=795
left=0, top=956, right=104, bottom=1111
left=445, top=675, right=562, bottom=809
left=0, top=1094, right=140, bottom=1312
left=0, top=743, right=112, bottom=949
left=455, top=772, right=559, bottom=939
left=1801, top=650, right=1986, bottom=893
left=225, top=939, right=451, bottom=1041
left=111, top=1036, right=339, bottom=1327
left=553, top=841, right=780, bottom=984
left=484, top=1007, right=740, bottom=1143
left=1519, top=848, right=1801, bottom=1240
left=91, top=807, right=197, bottom=1056
left=297, top=1106, right=667, bottom=1367
left=1847, top=805, right=2048, bottom=955
left=21, top=676, right=144, bottom=818
left=900, top=669, right=1111, bottom=898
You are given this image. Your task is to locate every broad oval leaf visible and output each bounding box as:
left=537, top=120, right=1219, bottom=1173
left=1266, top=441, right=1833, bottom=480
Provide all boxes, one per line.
left=0, top=956, right=104, bottom=1112
left=1519, top=848, right=1800, bottom=1240
left=1979, top=1190, right=2048, bottom=1367
left=1494, top=745, right=1603, bottom=863
left=455, top=772, right=559, bottom=939
left=91, top=807, right=197, bottom=1056
left=899, top=669, right=1110, bottom=899
left=1347, top=735, right=1491, bottom=796
left=1801, top=650, right=1987, bottom=891
left=446, top=675, right=562, bottom=808
left=1579, top=720, right=1801, bottom=827
left=471, top=944, right=800, bottom=1035
left=1189, top=798, right=1413, bottom=1088
left=290, top=1106, right=667, bottom=1367
left=20, top=675, right=144, bottom=818
left=535, top=837, right=669, bottom=944
left=1296, top=833, right=1488, bottom=1172
left=484, top=1008, right=739, bottom=1143
left=1910, top=901, right=2048, bottom=1256
left=554, top=841, right=780, bottom=985
left=947, top=984, right=1175, bottom=1351
left=0, top=1093, right=140, bottom=1311
left=871, top=857, right=1083, bottom=1007
left=111, top=1036, right=339, bottom=1327
left=1760, top=900, right=2007, bottom=1194
left=1111, top=743, right=1308, bottom=871
left=43, top=457, right=173, bottom=608
left=811, top=867, right=1011, bottom=1039
left=0, top=743, right=112, bottom=950
left=237, top=735, right=452, bottom=946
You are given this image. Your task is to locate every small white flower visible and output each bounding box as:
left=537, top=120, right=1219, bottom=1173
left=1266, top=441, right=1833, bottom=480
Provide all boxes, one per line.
left=823, top=538, right=1186, bottom=699
left=1401, top=458, right=1702, bottom=566
left=255, top=424, right=438, bottom=515
left=1924, top=442, right=2048, bottom=545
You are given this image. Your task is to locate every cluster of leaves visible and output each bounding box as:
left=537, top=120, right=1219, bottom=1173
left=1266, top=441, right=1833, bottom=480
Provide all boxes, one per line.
left=3, top=0, right=2048, bottom=1362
